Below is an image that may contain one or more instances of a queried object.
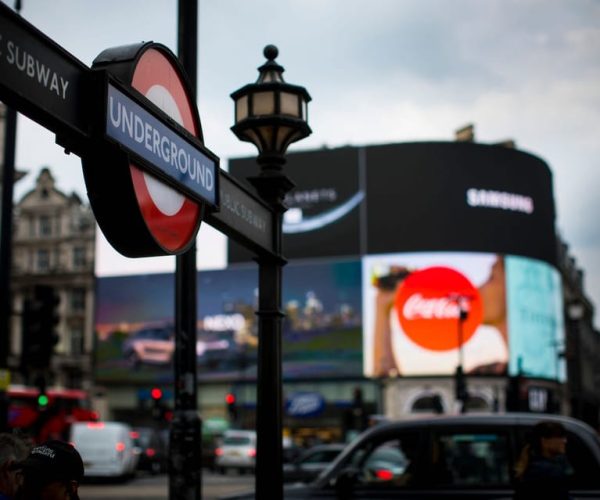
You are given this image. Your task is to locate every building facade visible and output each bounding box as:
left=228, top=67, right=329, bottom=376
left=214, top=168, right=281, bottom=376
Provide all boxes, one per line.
left=228, top=132, right=571, bottom=425
left=10, top=167, right=96, bottom=389
left=92, top=131, right=599, bottom=440
left=558, top=237, right=600, bottom=429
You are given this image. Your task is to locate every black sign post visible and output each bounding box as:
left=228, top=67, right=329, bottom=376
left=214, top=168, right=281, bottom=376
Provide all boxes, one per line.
left=172, top=1, right=201, bottom=499
left=206, top=170, right=274, bottom=255
left=0, top=96, right=17, bottom=433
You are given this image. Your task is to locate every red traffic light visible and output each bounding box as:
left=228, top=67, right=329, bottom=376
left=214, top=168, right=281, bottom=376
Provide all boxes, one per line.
left=225, top=393, right=236, bottom=405
left=150, top=388, right=163, bottom=400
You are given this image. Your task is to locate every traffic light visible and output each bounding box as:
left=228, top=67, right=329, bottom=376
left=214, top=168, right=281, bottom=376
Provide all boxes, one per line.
left=150, top=387, right=165, bottom=420
left=21, top=286, right=60, bottom=369
left=34, top=374, right=49, bottom=410
left=505, top=375, right=524, bottom=411
left=454, top=365, right=469, bottom=411
left=352, top=387, right=367, bottom=431
left=151, top=387, right=163, bottom=401
left=225, top=393, right=237, bottom=422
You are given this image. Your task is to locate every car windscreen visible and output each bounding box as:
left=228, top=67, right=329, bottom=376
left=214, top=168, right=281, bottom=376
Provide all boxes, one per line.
left=301, top=449, right=343, bottom=464
left=223, top=436, right=252, bottom=446
left=431, top=431, right=511, bottom=487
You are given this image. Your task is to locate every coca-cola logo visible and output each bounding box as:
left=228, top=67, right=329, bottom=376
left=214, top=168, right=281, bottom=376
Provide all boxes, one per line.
left=395, top=266, right=483, bottom=351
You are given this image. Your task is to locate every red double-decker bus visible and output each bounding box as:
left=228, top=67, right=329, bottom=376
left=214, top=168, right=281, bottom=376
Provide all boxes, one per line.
left=7, top=385, right=99, bottom=442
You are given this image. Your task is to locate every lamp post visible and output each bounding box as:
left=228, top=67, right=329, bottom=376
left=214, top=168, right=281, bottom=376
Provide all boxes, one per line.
left=451, top=294, right=469, bottom=413
left=231, top=45, right=311, bottom=499
left=567, top=301, right=585, bottom=419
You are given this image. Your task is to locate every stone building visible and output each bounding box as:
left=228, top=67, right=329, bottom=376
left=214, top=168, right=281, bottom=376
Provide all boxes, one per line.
left=558, top=236, right=600, bottom=430
left=10, top=167, right=96, bottom=389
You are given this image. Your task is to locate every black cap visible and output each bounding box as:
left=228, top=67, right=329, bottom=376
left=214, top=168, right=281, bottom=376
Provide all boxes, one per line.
left=14, top=440, right=84, bottom=492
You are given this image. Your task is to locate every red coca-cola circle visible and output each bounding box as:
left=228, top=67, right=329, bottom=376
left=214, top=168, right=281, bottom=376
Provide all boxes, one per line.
left=395, top=266, right=483, bottom=351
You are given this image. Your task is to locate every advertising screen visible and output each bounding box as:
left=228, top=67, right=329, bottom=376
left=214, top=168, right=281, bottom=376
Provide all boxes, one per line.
left=365, top=143, right=557, bottom=265
left=95, top=259, right=363, bottom=384
left=229, top=147, right=363, bottom=262
left=362, top=252, right=564, bottom=380
left=229, top=142, right=557, bottom=267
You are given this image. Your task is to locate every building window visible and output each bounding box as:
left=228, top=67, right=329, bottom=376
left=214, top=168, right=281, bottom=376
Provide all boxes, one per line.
left=39, top=215, right=52, bottom=237
left=70, top=288, right=86, bottom=312
left=411, top=394, right=445, bottom=414
left=37, top=249, right=50, bottom=272
left=70, top=327, right=84, bottom=356
left=28, top=216, right=35, bottom=238
left=73, top=247, right=86, bottom=268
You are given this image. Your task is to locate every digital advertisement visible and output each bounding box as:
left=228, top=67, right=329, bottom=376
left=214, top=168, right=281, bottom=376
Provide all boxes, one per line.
left=229, top=142, right=558, bottom=267
left=362, top=252, right=564, bottom=380
left=95, top=259, right=363, bottom=384
left=229, top=147, right=363, bottom=262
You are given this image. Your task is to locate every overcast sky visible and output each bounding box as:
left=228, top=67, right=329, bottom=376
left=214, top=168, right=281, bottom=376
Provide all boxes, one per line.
left=3, top=0, right=600, bottom=324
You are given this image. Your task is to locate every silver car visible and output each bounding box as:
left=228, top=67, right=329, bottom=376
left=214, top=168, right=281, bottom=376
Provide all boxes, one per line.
left=215, top=430, right=256, bottom=474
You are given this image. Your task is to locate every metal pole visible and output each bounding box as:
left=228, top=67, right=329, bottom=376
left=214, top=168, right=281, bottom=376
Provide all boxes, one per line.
left=0, top=104, right=17, bottom=433
left=249, top=159, right=292, bottom=500
left=458, top=301, right=468, bottom=413
left=458, top=309, right=464, bottom=370
left=170, top=1, right=201, bottom=499
left=256, top=247, right=285, bottom=499
left=0, top=0, right=23, bottom=435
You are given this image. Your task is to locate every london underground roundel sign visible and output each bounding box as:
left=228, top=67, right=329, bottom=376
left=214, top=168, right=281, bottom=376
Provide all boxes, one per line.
left=82, top=42, right=217, bottom=257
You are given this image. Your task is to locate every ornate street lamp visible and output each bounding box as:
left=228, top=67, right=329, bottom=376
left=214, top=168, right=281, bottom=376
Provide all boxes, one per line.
left=231, top=45, right=311, bottom=499
left=231, top=44, right=311, bottom=182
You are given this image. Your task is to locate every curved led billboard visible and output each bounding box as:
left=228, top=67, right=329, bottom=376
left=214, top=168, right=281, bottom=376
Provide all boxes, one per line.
left=365, top=143, right=557, bottom=265
left=362, top=252, right=565, bottom=380
left=229, top=147, right=363, bottom=262
left=230, top=142, right=557, bottom=266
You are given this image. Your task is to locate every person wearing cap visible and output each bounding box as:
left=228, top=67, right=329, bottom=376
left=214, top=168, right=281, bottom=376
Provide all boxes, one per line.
left=13, top=440, right=84, bottom=500
left=0, top=433, right=30, bottom=499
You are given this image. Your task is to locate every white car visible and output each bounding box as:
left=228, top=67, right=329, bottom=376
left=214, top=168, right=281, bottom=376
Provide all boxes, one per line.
left=70, top=421, right=139, bottom=479
left=215, top=430, right=256, bottom=474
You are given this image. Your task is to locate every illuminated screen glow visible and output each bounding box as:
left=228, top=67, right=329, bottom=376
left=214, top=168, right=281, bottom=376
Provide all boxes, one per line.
left=506, top=255, right=565, bottom=380
left=94, top=259, right=362, bottom=383
left=362, top=252, right=564, bottom=380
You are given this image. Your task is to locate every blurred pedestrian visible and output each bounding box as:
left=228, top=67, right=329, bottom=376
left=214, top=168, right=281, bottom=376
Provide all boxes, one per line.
left=514, top=421, right=572, bottom=500
left=0, top=433, right=30, bottom=499
left=12, top=440, right=84, bottom=500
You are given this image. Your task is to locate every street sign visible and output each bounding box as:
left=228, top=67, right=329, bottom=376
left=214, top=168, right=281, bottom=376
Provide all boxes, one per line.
left=105, top=80, right=217, bottom=207
left=82, top=43, right=218, bottom=256
left=207, top=170, right=274, bottom=255
left=0, top=2, right=89, bottom=147
left=0, top=9, right=276, bottom=260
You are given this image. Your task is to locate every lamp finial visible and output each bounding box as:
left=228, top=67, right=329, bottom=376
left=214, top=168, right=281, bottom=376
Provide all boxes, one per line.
left=264, top=44, right=278, bottom=61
